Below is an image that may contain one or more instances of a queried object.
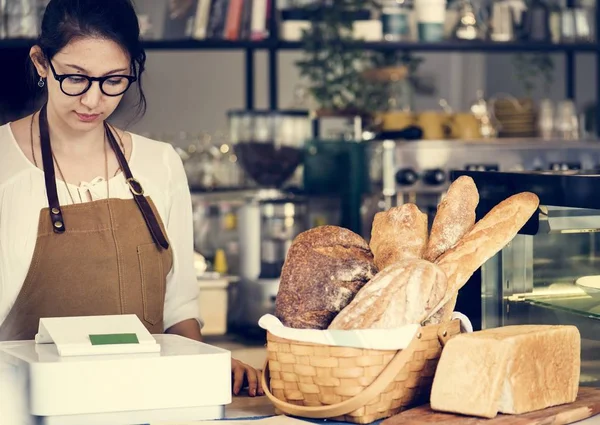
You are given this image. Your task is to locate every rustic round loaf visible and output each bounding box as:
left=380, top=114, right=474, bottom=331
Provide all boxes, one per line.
left=274, top=225, right=378, bottom=330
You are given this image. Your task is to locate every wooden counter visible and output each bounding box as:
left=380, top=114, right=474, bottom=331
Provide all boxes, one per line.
left=226, top=394, right=275, bottom=419
left=223, top=391, right=600, bottom=424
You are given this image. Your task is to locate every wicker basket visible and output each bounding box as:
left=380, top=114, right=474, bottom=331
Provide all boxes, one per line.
left=260, top=319, right=461, bottom=424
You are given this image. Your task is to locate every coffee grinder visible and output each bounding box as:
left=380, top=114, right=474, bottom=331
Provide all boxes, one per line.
left=226, top=110, right=311, bottom=333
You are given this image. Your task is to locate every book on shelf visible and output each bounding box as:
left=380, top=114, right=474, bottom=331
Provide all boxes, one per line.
left=192, top=0, right=270, bottom=41
left=133, top=0, right=269, bottom=42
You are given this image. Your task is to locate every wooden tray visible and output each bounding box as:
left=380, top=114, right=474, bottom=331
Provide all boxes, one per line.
left=382, top=387, right=600, bottom=425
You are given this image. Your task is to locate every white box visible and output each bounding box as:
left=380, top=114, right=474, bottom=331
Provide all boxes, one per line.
left=198, top=277, right=231, bottom=336
left=0, top=334, right=231, bottom=425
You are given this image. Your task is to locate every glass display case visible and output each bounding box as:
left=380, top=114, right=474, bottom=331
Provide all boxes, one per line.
left=452, top=169, right=600, bottom=388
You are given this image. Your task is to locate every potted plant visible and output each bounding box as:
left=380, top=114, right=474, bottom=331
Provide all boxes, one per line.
left=511, top=53, right=555, bottom=98
left=294, top=1, right=433, bottom=131
left=490, top=52, right=555, bottom=137
left=294, top=0, right=388, bottom=117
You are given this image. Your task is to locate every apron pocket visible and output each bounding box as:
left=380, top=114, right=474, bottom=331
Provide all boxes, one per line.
left=137, top=243, right=165, bottom=326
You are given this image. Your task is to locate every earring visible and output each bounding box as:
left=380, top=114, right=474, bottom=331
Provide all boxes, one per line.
left=38, top=77, right=45, bottom=88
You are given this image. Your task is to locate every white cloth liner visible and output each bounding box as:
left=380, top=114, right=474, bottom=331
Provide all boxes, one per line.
left=258, top=312, right=473, bottom=350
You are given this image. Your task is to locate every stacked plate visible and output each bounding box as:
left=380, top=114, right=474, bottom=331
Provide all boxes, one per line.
left=493, top=98, right=537, bottom=138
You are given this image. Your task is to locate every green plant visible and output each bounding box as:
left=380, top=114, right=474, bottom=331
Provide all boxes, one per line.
left=511, top=53, right=555, bottom=97
left=294, top=1, right=386, bottom=113
left=294, top=1, right=431, bottom=113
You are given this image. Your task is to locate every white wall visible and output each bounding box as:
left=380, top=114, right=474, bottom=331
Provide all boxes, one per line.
left=112, top=50, right=486, bottom=141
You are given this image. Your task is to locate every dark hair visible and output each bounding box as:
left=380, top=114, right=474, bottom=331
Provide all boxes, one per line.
left=34, top=0, right=147, bottom=118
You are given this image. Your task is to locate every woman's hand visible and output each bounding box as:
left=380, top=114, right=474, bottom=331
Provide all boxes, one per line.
left=166, top=321, right=264, bottom=397
left=232, top=358, right=264, bottom=397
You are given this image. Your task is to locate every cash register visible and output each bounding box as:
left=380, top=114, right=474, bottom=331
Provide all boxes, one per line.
left=0, top=314, right=231, bottom=425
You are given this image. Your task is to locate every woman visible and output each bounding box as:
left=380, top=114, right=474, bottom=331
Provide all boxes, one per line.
left=0, top=0, right=263, bottom=397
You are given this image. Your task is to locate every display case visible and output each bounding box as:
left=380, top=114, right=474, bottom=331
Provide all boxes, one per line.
left=452, top=169, right=600, bottom=388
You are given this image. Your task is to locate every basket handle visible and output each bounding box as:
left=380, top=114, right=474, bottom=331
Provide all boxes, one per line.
left=437, top=323, right=455, bottom=346
left=260, top=323, right=443, bottom=419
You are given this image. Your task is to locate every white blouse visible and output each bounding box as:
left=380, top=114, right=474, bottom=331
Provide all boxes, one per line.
left=0, top=123, right=202, bottom=332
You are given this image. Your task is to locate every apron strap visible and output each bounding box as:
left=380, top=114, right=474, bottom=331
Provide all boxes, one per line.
left=104, top=123, right=170, bottom=250
left=37, top=104, right=169, bottom=250
left=39, top=104, right=66, bottom=234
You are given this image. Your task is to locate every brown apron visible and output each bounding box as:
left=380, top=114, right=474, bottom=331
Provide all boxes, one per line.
left=0, top=105, right=173, bottom=341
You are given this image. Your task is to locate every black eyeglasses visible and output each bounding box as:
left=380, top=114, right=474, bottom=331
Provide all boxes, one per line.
left=48, top=60, right=137, bottom=97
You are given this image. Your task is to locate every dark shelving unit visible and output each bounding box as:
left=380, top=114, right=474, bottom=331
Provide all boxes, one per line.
left=1, top=0, right=600, bottom=133
left=276, top=40, right=600, bottom=52
left=2, top=38, right=597, bottom=52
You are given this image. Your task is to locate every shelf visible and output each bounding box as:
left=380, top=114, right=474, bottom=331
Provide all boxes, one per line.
left=0, top=38, right=35, bottom=49
left=0, top=38, right=598, bottom=53
left=522, top=295, right=600, bottom=320
left=0, top=38, right=274, bottom=50
left=278, top=40, right=599, bottom=52
left=141, top=39, right=273, bottom=50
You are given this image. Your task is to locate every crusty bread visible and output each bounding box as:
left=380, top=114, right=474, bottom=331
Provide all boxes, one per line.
left=328, top=258, right=447, bottom=330
left=424, top=176, right=479, bottom=263
left=274, top=225, right=378, bottom=329
left=430, top=325, right=581, bottom=418
left=369, top=204, right=428, bottom=271
left=423, top=293, right=456, bottom=326
left=293, top=224, right=372, bottom=251
left=426, top=192, right=540, bottom=321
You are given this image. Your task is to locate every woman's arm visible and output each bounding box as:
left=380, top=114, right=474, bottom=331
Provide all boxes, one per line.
left=166, top=318, right=203, bottom=341
left=161, top=144, right=263, bottom=397
left=161, top=144, right=203, bottom=332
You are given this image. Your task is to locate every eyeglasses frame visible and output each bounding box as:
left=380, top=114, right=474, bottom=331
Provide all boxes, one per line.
left=47, top=60, right=137, bottom=97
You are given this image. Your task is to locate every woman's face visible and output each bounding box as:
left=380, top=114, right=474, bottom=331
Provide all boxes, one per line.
left=32, top=37, right=131, bottom=132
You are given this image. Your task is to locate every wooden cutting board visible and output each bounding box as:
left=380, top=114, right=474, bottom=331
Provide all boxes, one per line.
left=382, top=387, right=600, bottom=425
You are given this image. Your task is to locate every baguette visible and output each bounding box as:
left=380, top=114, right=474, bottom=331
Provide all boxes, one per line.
left=426, top=192, right=540, bottom=321
left=369, top=204, right=428, bottom=271
left=328, top=258, right=447, bottom=330
left=424, top=176, right=479, bottom=263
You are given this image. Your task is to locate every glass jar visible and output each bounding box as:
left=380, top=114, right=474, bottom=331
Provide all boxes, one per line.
left=380, top=0, right=412, bottom=42
left=227, top=110, right=310, bottom=187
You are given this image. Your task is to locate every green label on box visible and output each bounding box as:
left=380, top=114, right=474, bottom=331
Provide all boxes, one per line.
left=89, top=333, right=139, bottom=345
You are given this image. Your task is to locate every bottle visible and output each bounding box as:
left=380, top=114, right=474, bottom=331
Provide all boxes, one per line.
left=217, top=204, right=240, bottom=275
left=213, top=249, right=228, bottom=275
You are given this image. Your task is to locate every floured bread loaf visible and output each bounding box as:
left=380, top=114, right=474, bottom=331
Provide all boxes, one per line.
left=424, top=176, right=479, bottom=263
left=427, top=192, right=540, bottom=322
left=430, top=325, right=581, bottom=418
left=274, top=225, right=377, bottom=329
left=328, top=258, right=447, bottom=330
left=369, top=204, right=428, bottom=271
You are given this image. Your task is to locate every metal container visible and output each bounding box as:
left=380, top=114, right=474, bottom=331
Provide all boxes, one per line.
left=231, top=189, right=308, bottom=333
